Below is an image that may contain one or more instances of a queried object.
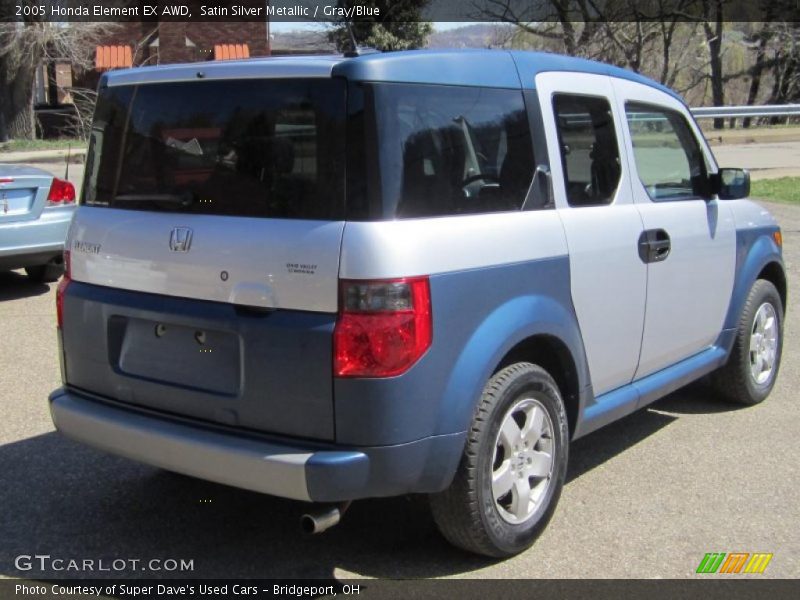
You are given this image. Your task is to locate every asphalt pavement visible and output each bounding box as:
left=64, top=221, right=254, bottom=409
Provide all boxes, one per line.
left=0, top=177, right=798, bottom=579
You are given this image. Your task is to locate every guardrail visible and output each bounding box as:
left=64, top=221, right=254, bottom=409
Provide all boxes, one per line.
left=690, top=104, right=800, bottom=119
left=560, top=104, right=800, bottom=126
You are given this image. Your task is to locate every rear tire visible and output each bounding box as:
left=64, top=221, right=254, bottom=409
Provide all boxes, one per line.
left=710, top=279, right=783, bottom=405
left=429, top=362, right=569, bottom=558
left=25, top=262, right=63, bottom=283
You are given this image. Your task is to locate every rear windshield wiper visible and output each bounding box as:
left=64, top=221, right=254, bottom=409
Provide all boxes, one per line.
left=112, top=193, right=193, bottom=205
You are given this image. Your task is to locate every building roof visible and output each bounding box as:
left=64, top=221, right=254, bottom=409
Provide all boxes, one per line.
left=101, top=49, right=683, bottom=103
left=213, top=44, right=250, bottom=61
left=95, top=45, right=133, bottom=71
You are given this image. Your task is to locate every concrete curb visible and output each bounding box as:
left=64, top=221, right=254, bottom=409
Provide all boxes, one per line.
left=0, top=147, right=87, bottom=164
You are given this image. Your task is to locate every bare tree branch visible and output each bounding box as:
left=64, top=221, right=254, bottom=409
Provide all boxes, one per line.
left=1, top=20, right=118, bottom=140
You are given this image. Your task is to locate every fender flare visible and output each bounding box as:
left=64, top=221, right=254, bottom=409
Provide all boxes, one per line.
left=434, top=294, right=589, bottom=436
left=721, top=232, right=784, bottom=351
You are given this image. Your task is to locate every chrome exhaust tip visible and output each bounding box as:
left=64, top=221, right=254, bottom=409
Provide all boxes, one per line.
left=300, top=502, right=350, bottom=534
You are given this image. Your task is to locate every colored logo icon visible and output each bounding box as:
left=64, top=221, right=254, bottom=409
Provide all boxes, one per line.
left=696, top=552, right=773, bottom=574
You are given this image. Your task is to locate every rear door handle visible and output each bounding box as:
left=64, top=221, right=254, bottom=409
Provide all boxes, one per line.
left=638, top=229, right=671, bottom=263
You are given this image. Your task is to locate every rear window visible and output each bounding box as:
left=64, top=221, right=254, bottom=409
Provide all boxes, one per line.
left=84, top=79, right=346, bottom=220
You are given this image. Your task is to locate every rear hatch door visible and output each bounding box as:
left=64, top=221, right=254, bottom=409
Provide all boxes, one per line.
left=63, top=76, right=347, bottom=440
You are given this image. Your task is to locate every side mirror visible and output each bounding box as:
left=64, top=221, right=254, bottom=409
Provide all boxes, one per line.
left=713, top=168, right=750, bottom=200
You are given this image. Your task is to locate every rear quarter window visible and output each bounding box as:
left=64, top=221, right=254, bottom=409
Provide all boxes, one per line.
left=552, top=94, right=621, bottom=207
left=347, top=83, right=535, bottom=219
left=83, top=79, right=346, bottom=220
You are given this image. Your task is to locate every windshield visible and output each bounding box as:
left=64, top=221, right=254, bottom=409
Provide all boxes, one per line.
left=84, top=78, right=346, bottom=220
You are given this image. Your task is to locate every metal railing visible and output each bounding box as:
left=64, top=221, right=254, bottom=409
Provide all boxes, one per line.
left=690, top=104, right=800, bottom=119
left=558, top=104, right=800, bottom=126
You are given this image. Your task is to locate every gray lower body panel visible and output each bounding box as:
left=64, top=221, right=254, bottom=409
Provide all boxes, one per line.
left=49, top=387, right=466, bottom=502
left=60, top=281, right=337, bottom=441
left=49, top=388, right=360, bottom=501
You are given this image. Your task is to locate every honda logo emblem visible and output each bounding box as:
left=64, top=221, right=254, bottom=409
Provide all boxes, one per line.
left=169, top=227, right=193, bottom=252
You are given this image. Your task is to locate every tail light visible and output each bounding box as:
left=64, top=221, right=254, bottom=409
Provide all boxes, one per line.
left=56, top=250, right=71, bottom=329
left=334, top=277, right=432, bottom=378
left=46, top=178, right=75, bottom=206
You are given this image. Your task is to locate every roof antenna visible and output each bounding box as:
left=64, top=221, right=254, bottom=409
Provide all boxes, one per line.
left=342, top=1, right=379, bottom=57
left=64, top=143, right=71, bottom=182
left=343, top=1, right=359, bottom=56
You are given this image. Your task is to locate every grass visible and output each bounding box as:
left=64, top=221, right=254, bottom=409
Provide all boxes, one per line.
left=751, top=177, right=800, bottom=204
left=0, top=138, right=85, bottom=153
left=699, top=122, right=800, bottom=134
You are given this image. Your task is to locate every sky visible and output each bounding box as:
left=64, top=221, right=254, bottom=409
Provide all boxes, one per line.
left=268, top=21, right=470, bottom=33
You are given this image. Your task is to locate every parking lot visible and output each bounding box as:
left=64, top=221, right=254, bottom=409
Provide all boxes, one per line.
left=1, top=162, right=799, bottom=580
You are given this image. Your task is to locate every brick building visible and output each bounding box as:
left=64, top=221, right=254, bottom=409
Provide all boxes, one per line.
left=39, top=20, right=270, bottom=105
left=34, top=19, right=270, bottom=135
left=83, top=20, right=270, bottom=89
left=100, top=21, right=269, bottom=67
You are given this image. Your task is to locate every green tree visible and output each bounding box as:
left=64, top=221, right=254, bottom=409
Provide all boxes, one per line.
left=327, top=1, right=432, bottom=52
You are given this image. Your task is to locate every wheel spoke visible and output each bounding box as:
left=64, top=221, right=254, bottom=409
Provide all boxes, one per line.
left=510, top=477, right=532, bottom=519
left=750, top=333, right=760, bottom=354
left=525, top=450, right=552, bottom=478
left=751, top=356, right=763, bottom=381
left=530, top=476, right=549, bottom=503
left=492, top=460, right=515, bottom=499
left=755, top=308, right=766, bottom=334
left=499, top=416, right=522, bottom=449
left=763, top=316, right=776, bottom=338
left=521, top=404, right=545, bottom=446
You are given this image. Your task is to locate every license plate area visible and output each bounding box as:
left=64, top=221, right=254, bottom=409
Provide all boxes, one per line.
left=0, top=189, right=35, bottom=217
left=113, top=316, right=240, bottom=395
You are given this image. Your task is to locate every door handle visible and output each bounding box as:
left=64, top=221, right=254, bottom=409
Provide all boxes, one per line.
left=638, top=229, right=671, bottom=263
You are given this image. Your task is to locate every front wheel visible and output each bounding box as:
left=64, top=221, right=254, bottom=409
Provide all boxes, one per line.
left=710, top=279, right=783, bottom=405
left=429, top=362, right=569, bottom=557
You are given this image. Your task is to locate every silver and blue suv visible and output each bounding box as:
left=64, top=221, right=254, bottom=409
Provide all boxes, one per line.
left=49, top=50, right=786, bottom=557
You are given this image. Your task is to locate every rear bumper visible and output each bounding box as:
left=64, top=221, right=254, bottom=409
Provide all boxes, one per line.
left=0, top=247, right=63, bottom=270
left=49, top=387, right=465, bottom=502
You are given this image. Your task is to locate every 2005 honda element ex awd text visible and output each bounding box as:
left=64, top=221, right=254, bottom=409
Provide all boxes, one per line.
left=49, top=49, right=786, bottom=557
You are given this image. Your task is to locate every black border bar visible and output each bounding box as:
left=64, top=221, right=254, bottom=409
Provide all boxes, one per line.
left=2, top=1, right=800, bottom=23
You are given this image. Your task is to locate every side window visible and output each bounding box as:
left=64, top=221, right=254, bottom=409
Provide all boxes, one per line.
left=369, top=83, right=535, bottom=218
left=625, top=102, right=710, bottom=201
left=553, top=94, right=621, bottom=207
